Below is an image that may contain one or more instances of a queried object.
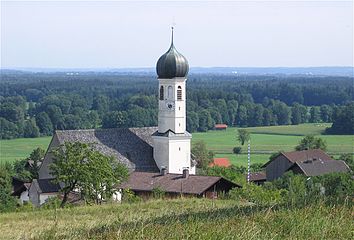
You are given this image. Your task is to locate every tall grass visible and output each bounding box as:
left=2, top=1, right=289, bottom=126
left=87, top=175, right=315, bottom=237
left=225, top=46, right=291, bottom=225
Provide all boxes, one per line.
left=0, top=198, right=352, bottom=240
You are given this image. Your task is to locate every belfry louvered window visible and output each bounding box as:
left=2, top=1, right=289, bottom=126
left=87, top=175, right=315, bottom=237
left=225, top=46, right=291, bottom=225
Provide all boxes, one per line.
left=177, top=86, right=182, bottom=100
left=159, top=86, right=164, bottom=100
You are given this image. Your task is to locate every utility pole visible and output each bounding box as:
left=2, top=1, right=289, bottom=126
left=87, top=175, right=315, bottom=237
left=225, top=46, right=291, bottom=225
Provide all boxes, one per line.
left=247, top=139, right=251, bottom=183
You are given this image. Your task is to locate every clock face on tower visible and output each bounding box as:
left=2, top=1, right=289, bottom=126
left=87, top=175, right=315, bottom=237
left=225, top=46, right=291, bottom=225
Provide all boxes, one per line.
left=165, top=101, right=175, bottom=111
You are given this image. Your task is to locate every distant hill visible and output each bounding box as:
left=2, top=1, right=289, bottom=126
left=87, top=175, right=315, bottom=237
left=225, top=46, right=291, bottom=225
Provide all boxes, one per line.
left=1, top=66, right=353, bottom=76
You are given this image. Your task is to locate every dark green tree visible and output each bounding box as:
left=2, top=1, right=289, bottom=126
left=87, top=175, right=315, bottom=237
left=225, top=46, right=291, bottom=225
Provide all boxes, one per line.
left=295, top=135, right=327, bottom=151
left=326, top=103, right=354, bottom=134
left=23, top=119, right=40, bottom=138
left=35, top=112, right=53, bottom=136
left=0, top=163, right=17, bottom=213
left=102, top=111, right=126, bottom=129
left=198, top=110, right=214, bottom=132
left=191, top=141, right=214, bottom=168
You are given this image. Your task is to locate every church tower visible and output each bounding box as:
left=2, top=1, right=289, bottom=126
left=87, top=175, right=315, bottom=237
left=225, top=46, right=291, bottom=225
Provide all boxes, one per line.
left=152, top=28, right=196, bottom=174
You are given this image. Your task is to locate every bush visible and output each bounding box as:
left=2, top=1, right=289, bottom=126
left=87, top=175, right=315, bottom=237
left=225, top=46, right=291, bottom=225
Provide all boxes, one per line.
left=233, top=147, right=242, bottom=154
left=152, top=187, right=165, bottom=199
left=122, top=189, right=141, bottom=203
left=229, top=184, right=287, bottom=205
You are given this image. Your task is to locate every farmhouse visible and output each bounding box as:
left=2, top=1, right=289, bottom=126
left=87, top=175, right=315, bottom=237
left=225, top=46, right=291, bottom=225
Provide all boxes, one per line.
left=264, top=149, right=350, bottom=181
left=214, top=124, right=228, bottom=130
left=120, top=170, right=239, bottom=199
left=29, top=29, right=239, bottom=206
left=287, top=159, right=349, bottom=177
left=209, top=158, right=232, bottom=167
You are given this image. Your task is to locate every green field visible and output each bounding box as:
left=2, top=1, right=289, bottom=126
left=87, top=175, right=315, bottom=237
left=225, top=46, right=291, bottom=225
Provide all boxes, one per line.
left=0, top=124, right=353, bottom=165
left=0, top=136, right=52, bottom=163
left=192, top=124, right=353, bottom=166
left=0, top=199, right=352, bottom=239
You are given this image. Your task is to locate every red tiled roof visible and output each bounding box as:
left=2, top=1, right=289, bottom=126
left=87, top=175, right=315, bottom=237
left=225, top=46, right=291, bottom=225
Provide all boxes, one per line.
left=209, top=158, right=231, bottom=168
left=215, top=124, right=228, bottom=129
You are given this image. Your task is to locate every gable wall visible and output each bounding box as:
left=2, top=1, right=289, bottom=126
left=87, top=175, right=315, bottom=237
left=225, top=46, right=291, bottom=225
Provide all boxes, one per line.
left=266, top=155, right=293, bottom=181
left=28, top=183, right=40, bottom=207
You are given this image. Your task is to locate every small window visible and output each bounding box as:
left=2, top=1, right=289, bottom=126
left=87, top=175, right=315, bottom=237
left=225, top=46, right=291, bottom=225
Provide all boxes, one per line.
left=177, top=86, right=182, bottom=100
left=159, top=86, right=164, bottom=100
left=168, top=86, right=173, bottom=99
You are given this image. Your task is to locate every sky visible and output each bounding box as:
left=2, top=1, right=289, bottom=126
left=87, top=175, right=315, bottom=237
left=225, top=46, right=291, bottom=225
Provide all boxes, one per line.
left=1, top=0, right=353, bottom=68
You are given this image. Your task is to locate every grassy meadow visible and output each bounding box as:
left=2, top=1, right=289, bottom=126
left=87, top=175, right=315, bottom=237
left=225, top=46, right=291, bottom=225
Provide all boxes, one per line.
left=0, top=136, right=52, bottom=163
left=193, top=123, right=353, bottom=166
left=0, top=198, right=352, bottom=240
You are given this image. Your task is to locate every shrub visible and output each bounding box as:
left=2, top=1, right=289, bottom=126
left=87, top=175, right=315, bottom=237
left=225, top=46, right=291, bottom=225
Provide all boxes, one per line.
left=233, top=147, right=242, bottom=154
left=152, top=187, right=165, bottom=199
left=229, top=183, right=286, bottom=205
left=122, top=189, right=141, bottom=203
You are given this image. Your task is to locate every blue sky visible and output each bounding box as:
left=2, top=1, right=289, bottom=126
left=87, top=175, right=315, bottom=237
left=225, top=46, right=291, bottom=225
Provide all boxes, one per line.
left=1, top=1, right=353, bottom=68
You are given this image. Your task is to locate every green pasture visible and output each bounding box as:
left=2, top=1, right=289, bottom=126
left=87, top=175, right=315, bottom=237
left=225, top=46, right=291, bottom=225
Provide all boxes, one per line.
left=0, top=137, right=52, bottom=163
left=0, top=124, right=352, bottom=165
left=193, top=124, right=353, bottom=165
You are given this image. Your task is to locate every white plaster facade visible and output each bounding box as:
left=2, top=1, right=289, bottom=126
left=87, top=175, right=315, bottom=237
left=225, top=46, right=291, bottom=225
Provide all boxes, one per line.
left=19, top=190, right=29, bottom=204
left=153, top=77, right=195, bottom=174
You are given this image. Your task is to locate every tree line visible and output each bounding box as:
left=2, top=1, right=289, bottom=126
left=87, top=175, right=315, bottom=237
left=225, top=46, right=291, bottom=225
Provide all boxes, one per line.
left=0, top=72, right=353, bottom=139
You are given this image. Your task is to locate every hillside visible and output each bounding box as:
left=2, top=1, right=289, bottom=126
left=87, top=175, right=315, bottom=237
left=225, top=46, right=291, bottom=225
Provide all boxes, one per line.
left=0, top=199, right=352, bottom=240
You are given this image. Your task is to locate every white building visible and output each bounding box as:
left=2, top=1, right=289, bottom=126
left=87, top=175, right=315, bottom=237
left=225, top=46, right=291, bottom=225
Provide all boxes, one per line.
left=152, top=27, right=196, bottom=175
left=29, top=29, right=199, bottom=206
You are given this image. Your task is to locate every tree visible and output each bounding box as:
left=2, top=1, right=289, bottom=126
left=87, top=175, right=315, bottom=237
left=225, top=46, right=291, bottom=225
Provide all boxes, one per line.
left=236, top=105, right=248, bottom=127
left=233, top=146, right=242, bottom=154
left=0, top=117, right=19, bottom=139
left=326, top=103, right=354, bottom=135
left=102, top=111, right=127, bottom=128
left=83, top=151, right=128, bottom=204
left=191, top=141, right=214, bottom=168
left=0, top=163, right=17, bottom=212
left=295, top=135, right=327, bottom=151
left=186, top=111, right=199, bottom=132
left=198, top=110, right=214, bottom=132
left=35, top=112, right=53, bottom=135
left=23, top=119, right=40, bottom=138
left=27, top=147, right=45, bottom=179
left=309, top=106, right=321, bottom=123
left=237, top=129, right=250, bottom=146
left=50, top=142, right=128, bottom=207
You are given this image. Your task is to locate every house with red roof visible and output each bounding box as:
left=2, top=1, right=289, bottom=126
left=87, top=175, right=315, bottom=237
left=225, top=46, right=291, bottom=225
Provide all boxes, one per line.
left=214, top=124, right=228, bottom=130
left=209, top=158, right=232, bottom=168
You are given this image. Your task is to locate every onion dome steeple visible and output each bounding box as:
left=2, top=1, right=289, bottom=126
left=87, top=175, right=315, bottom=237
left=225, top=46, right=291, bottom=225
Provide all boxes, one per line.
left=156, top=27, right=189, bottom=79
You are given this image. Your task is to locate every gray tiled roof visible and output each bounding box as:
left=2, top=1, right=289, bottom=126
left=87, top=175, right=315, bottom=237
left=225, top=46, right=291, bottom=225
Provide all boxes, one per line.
left=33, top=179, right=61, bottom=193
left=55, top=127, right=159, bottom=173
left=289, top=159, right=350, bottom=177
left=119, top=172, right=240, bottom=195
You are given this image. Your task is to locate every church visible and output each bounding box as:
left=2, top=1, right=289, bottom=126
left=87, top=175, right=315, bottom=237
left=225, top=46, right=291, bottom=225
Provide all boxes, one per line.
left=29, top=29, right=239, bottom=206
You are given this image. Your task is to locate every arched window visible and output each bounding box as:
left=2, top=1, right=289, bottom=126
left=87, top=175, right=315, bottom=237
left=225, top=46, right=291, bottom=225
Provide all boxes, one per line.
left=177, top=86, right=182, bottom=100
left=159, top=86, right=164, bottom=100
left=168, top=86, right=173, bottom=99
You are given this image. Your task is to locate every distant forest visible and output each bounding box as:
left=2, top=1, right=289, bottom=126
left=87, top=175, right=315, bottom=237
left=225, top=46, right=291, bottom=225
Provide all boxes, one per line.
left=0, top=72, right=353, bottom=139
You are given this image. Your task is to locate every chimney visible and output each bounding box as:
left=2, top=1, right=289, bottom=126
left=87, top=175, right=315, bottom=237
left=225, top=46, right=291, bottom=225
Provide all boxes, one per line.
left=182, top=168, right=189, bottom=178
left=161, top=167, right=167, bottom=176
